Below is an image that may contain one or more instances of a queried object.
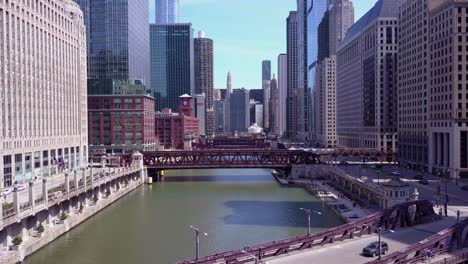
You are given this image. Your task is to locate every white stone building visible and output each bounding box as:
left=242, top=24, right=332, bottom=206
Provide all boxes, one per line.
left=0, top=0, right=88, bottom=187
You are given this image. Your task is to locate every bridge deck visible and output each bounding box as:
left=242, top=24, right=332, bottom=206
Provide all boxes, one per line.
left=267, top=218, right=456, bottom=264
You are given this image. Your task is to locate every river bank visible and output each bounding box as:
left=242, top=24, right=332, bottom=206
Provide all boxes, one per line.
left=273, top=174, right=375, bottom=222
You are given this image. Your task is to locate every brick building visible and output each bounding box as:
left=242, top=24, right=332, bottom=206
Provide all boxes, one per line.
left=88, top=80, right=157, bottom=154
left=155, top=95, right=200, bottom=150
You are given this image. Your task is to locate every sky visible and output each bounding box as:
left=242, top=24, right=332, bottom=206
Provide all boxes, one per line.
left=149, top=0, right=379, bottom=89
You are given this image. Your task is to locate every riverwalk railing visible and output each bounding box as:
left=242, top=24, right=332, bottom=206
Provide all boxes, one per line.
left=1, top=165, right=141, bottom=228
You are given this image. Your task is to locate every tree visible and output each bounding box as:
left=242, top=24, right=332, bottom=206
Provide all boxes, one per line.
left=36, top=223, right=45, bottom=233
left=12, top=236, right=22, bottom=246
left=60, top=212, right=68, bottom=221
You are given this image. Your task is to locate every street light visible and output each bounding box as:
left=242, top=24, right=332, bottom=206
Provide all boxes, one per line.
left=299, top=208, right=322, bottom=235
left=189, top=225, right=208, bottom=260
left=378, top=227, right=395, bottom=260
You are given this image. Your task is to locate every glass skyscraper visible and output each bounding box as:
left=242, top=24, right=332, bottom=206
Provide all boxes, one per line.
left=155, top=0, right=179, bottom=24
left=307, top=0, right=335, bottom=135
left=262, top=60, right=271, bottom=82
left=150, top=24, right=194, bottom=111
left=74, top=0, right=150, bottom=85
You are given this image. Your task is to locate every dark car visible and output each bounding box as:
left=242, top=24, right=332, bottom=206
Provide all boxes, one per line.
left=461, top=185, right=468, bottom=191
left=419, top=179, right=429, bottom=185
left=413, top=174, right=424, bottom=180
left=339, top=161, right=349, bottom=165
left=362, top=242, right=389, bottom=257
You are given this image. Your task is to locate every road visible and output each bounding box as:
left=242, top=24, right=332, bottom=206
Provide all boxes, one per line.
left=267, top=217, right=457, bottom=264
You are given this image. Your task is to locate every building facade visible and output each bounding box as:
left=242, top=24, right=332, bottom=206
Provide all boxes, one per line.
left=398, top=0, right=429, bottom=170
left=427, top=0, right=468, bottom=178
left=155, top=0, right=179, bottom=24
left=214, top=99, right=225, bottom=133
left=230, top=89, right=250, bottom=132
left=262, top=80, right=271, bottom=131
left=224, top=72, right=233, bottom=133
left=194, top=94, right=206, bottom=136
left=262, top=60, right=272, bottom=82
left=194, top=31, right=214, bottom=138
left=0, top=0, right=88, bottom=187
left=287, top=11, right=299, bottom=138
left=155, top=95, right=199, bottom=150
left=278, top=54, right=288, bottom=137
left=297, top=0, right=309, bottom=138
left=74, top=0, right=150, bottom=86
left=311, top=0, right=353, bottom=148
left=150, top=23, right=194, bottom=111
left=269, top=75, right=280, bottom=134
left=88, top=80, right=156, bottom=154
left=336, top=0, right=399, bottom=152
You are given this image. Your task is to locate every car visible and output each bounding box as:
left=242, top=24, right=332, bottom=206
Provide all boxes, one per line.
left=413, top=174, right=424, bottom=180
left=418, top=179, right=429, bottom=185
left=339, top=161, right=349, bottom=165
left=362, top=242, right=389, bottom=257
left=461, top=185, right=468, bottom=191
left=12, top=185, right=26, bottom=192
left=391, top=171, right=401, bottom=176
left=0, top=188, right=11, bottom=196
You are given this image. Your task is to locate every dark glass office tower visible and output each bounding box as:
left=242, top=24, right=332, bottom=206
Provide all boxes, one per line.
left=262, top=60, right=271, bottom=82
left=74, top=0, right=150, bottom=85
left=150, top=23, right=194, bottom=111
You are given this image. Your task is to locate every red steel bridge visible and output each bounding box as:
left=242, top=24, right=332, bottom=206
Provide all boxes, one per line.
left=118, top=150, right=321, bottom=170
left=176, top=200, right=443, bottom=264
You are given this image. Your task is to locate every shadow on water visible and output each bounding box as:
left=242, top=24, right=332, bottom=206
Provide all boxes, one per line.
left=223, top=200, right=344, bottom=228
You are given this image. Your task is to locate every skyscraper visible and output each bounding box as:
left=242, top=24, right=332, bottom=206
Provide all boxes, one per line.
left=74, top=0, right=150, bottom=85
left=263, top=80, right=271, bottom=131
left=262, top=60, right=272, bottom=82
left=269, top=75, right=280, bottom=134
left=398, top=0, right=429, bottom=170
left=329, top=0, right=355, bottom=55
left=287, top=11, right=299, bottom=138
left=230, top=89, right=250, bottom=132
left=336, top=0, right=398, bottom=152
left=308, top=0, right=335, bottom=142
left=150, top=23, right=194, bottom=111
left=155, top=0, right=179, bottom=24
left=278, top=54, right=288, bottom=137
left=225, top=72, right=233, bottom=133
left=194, top=31, right=215, bottom=138
left=312, top=0, right=354, bottom=148
left=296, top=0, right=309, bottom=139
left=0, top=0, right=88, bottom=187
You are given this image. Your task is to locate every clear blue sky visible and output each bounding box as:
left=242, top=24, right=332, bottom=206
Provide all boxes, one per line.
left=149, top=0, right=378, bottom=89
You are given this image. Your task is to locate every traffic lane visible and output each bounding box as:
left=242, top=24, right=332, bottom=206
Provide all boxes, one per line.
left=268, top=219, right=455, bottom=264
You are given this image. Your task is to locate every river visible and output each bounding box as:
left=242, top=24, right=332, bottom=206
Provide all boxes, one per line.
left=27, top=169, right=344, bottom=264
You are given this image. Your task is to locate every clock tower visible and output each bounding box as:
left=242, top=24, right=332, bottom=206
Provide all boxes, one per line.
left=179, top=94, right=194, bottom=117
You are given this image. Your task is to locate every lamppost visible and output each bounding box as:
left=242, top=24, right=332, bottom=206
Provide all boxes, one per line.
left=377, top=227, right=394, bottom=260
left=377, top=169, right=381, bottom=185
left=299, top=208, right=322, bottom=235
left=189, top=225, right=208, bottom=260
left=444, top=169, right=449, bottom=217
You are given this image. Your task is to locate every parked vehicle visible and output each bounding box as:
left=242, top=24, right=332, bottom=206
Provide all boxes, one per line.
left=414, top=175, right=424, bottom=180
left=362, top=242, right=389, bottom=257
left=418, top=179, right=429, bottom=185
left=1, top=188, right=11, bottom=196
left=461, top=185, right=468, bottom=191
left=391, top=171, right=401, bottom=176
left=13, top=185, right=26, bottom=192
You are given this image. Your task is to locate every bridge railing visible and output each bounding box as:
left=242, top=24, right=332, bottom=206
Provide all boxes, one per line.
left=176, top=200, right=438, bottom=264
left=365, top=218, right=468, bottom=264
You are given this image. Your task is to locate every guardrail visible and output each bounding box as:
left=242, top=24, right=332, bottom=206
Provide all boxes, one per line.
left=1, top=166, right=141, bottom=225
left=366, top=218, right=468, bottom=264
left=432, top=251, right=468, bottom=264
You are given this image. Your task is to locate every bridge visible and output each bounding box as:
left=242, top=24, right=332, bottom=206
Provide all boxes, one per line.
left=318, top=148, right=397, bottom=162
left=116, top=150, right=321, bottom=170
left=193, top=136, right=271, bottom=150
left=176, top=200, right=441, bottom=264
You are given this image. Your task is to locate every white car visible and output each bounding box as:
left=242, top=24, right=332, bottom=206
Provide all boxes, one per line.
left=13, top=185, right=26, bottom=192
left=1, top=188, right=11, bottom=196
left=392, top=171, right=401, bottom=176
